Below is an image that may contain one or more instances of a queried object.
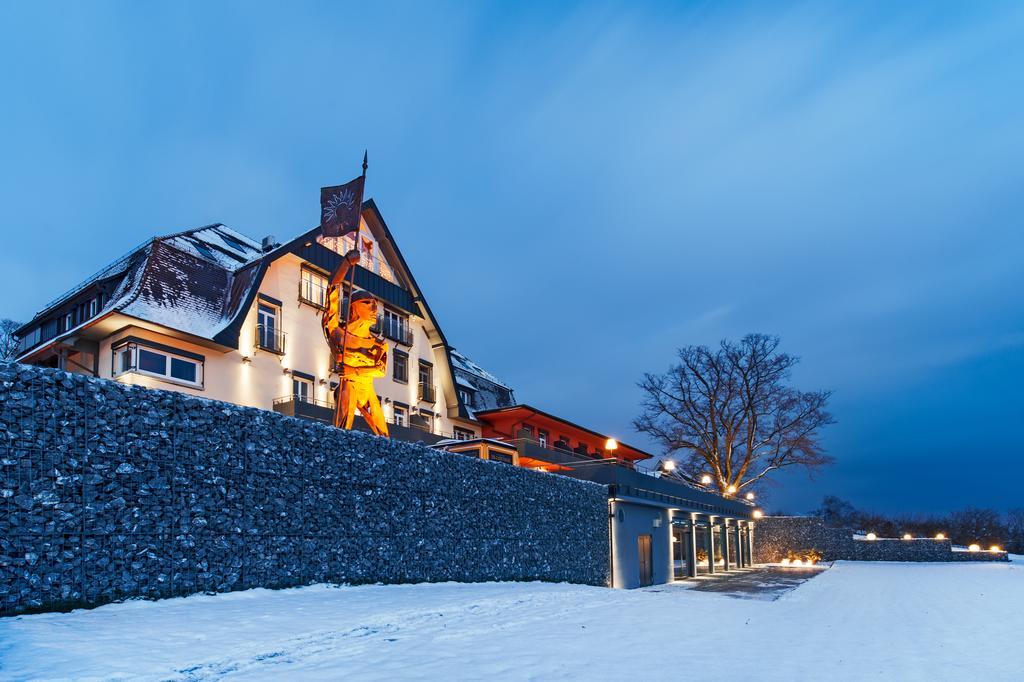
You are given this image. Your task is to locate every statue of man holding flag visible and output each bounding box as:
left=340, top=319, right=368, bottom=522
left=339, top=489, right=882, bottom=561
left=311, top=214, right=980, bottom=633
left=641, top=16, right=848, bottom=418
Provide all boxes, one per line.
left=319, top=154, right=390, bottom=437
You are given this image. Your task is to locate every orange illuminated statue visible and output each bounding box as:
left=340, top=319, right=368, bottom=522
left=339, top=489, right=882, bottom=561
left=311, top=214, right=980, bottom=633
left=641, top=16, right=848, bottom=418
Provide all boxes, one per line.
left=321, top=249, right=390, bottom=437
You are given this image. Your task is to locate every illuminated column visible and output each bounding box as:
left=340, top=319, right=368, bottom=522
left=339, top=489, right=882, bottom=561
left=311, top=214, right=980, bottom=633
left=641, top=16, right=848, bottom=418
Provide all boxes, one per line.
left=706, top=517, right=716, bottom=575
left=720, top=519, right=731, bottom=571
left=735, top=522, right=745, bottom=567
left=687, top=516, right=698, bottom=578
left=748, top=524, right=756, bottom=566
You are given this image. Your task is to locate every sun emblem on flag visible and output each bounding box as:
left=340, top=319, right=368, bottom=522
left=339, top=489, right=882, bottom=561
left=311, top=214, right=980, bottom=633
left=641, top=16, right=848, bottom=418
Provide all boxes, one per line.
left=323, top=187, right=357, bottom=222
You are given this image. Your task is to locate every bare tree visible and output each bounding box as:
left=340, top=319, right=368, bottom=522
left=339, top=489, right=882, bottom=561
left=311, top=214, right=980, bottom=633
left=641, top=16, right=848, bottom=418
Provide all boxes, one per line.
left=0, top=319, right=21, bottom=361
left=635, top=334, right=834, bottom=495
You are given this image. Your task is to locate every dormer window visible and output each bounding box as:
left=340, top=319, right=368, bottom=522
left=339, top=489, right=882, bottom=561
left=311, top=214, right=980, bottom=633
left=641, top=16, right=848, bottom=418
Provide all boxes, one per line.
left=88, top=298, right=98, bottom=318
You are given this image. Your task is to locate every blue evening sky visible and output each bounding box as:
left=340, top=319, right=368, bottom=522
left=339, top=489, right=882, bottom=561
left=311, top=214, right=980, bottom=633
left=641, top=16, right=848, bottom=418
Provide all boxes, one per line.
left=1, top=2, right=1021, bottom=514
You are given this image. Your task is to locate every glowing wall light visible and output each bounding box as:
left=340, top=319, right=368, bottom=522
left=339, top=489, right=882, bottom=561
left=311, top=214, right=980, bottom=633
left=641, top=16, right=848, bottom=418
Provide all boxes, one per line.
left=866, top=532, right=877, bottom=541
left=990, top=545, right=1002, bottom=552
left=968, top=544, right=980, bottom=552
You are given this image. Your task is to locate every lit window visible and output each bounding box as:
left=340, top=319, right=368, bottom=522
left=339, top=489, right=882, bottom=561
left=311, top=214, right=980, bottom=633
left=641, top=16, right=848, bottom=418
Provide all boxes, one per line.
left=418, top=362, right=435, bottom=402
left=256, top=303, right=283, bottom=353
left=113, top=340, right=203, bottom=387
left=382, top=308, right=411, bottom=345
left=393, top=350, right=409, bottom=383
left=292, top=376, right=313, bottom=403
left=300, top=269, right=328, bottom=307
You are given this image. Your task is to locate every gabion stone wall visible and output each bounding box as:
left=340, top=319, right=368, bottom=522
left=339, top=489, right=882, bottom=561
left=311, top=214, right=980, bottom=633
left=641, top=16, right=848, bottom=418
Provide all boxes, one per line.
left=755, top=516, right=1009, bottom=563
left=0, top=363, right=610, bottom=616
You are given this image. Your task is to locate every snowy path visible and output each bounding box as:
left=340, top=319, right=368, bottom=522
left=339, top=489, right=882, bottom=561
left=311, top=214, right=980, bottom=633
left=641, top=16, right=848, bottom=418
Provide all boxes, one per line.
left=2, top=561, right=1023, bottom=681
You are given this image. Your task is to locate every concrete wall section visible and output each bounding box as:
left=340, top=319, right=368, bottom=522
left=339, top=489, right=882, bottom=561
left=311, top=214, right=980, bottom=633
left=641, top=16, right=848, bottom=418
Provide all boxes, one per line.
left=610, top=501, right=672, bottom=589
left=0, top=363, right=609, bottom=616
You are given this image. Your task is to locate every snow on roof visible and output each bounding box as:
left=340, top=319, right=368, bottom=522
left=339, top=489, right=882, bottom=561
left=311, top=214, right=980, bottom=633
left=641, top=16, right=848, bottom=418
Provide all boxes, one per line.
left=450, top=349, right=511, bottom=389
left=117, top=240, right=241, bottom=339
left=161, top=224, right=264, bottom=271
left=40, top=238, right=154, bottom=314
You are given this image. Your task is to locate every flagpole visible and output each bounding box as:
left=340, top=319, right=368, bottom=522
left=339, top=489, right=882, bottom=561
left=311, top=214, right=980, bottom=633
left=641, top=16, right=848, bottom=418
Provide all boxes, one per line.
left=336, top=152, right=368, bottom=426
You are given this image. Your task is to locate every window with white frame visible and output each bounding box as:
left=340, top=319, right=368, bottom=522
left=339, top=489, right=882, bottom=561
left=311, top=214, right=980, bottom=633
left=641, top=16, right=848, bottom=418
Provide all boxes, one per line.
left=88, top=298, right=98, bottom=318
left=300, top=268, right=328, bottom=308
left=113, top=340, right=204, bottom=387
left=454, top=427, right=475, bottom=441
left=381, top=308, right=411, bottom=345
left=393, top=405, right=407, bottom=427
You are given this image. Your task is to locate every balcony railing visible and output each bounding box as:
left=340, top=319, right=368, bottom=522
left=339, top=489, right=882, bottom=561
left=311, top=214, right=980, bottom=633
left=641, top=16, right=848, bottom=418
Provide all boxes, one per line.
left=418, top=382, right=436, bottom=403
left=376, top=316, right=413, bottom=346
left=272, top=395, right=468, bottom=443
left=299, top=280, right=328, bottom=309
left=256, top=324, right=286, bottom=354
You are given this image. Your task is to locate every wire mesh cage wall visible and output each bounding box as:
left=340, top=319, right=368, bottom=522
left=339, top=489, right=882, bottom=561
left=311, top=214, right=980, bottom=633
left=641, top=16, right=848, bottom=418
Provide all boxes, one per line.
left=0, top=363, right=610, bottom=616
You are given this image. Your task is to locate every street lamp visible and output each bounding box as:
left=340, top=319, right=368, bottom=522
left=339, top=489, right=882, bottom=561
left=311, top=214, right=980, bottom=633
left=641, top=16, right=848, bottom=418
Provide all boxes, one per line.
left=605, top=438, right=618, bottom=458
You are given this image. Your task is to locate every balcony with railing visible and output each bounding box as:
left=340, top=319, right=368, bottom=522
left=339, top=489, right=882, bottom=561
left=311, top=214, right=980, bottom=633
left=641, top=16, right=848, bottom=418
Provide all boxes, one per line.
left=375, top=316, right=413, bottom=346
left=272, top=394, right=456, bottom=444
left=256, top=324, right=286, bottom=354
left=418, top=382, right=436, bottom=404
left=298, top=279, right=328, bottom=309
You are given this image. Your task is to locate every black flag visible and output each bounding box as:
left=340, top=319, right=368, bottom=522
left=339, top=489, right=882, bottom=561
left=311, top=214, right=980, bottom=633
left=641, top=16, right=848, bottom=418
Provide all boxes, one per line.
left=320, top=175, right=365, bottom=237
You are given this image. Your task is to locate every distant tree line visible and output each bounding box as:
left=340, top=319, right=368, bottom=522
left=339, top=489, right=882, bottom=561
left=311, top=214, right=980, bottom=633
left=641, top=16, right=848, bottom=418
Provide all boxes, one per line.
left=813, top=495, right=1024, bottom=553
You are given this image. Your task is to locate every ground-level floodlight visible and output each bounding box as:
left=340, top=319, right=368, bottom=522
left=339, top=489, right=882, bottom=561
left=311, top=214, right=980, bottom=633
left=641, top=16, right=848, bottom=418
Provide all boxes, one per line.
left=726, top=484, right=737, bottom=494
left=969, top=544, right=981, bottom=552
left=700, top=474, right=713, bottom=485
left=662, top=459, right=676, bottom=471
left=935, top=533, right=946, bottom=540
left=990, top=545, right=1002, bottom=552
left=866, top=532, right=877, bottom=541
left=746, top=492, right=755, bottom=501
left=903, top=533, right=912, bottom=540
left=752, top=509, right=764, bottom=519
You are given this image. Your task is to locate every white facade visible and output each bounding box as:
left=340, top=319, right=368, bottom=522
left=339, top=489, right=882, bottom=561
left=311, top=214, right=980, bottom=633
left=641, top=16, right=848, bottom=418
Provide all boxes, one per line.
left=20, top=212, right=482, bottom=440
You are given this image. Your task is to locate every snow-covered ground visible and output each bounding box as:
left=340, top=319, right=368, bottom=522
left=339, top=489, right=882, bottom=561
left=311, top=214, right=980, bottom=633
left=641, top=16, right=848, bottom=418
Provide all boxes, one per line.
left=2, top=560, right=1023, bottom=681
